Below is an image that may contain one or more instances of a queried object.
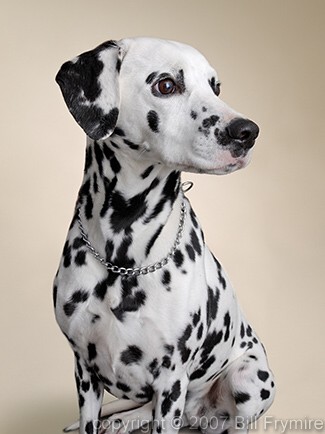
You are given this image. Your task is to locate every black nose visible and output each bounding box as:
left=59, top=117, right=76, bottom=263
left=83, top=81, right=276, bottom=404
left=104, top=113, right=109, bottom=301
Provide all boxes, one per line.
left=226, top=118, right=259, bottom=149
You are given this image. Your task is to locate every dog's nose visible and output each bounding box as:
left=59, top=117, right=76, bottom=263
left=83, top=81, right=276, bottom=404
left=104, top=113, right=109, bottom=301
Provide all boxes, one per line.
left=225, top=118, right=259, bottom=149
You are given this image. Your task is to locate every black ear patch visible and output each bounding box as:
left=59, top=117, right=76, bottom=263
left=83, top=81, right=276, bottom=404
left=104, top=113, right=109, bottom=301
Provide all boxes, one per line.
left=56, top=40, right=121, bottom=141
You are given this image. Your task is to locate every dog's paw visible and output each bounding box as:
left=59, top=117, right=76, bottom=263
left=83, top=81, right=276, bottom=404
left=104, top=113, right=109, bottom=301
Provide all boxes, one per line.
left=63, top=421, right=79, bottom=432
left=99, top=403, right=152, bottom=434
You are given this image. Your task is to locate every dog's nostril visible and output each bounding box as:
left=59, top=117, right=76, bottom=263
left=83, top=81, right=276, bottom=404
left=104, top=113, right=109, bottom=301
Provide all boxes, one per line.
left=226, top=118, right=259, bottom=143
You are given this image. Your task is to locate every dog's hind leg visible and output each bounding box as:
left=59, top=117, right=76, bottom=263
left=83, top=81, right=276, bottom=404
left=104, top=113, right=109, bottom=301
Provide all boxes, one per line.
left=201, top=345, right=275, bottom=434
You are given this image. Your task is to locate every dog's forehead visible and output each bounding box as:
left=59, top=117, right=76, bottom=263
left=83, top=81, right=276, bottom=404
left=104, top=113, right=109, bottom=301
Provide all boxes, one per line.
left=120, top=37, right=217, bottom=79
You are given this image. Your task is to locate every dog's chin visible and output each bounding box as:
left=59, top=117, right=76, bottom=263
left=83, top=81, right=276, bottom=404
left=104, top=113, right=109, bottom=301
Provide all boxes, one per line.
left=178, top=155, right=251, bottom=176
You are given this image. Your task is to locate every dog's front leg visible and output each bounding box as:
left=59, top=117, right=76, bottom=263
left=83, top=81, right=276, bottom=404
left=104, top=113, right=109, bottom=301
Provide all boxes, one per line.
left=152, top=376, right=188, bottom=434
left=74, top=355, right=104, bottom=434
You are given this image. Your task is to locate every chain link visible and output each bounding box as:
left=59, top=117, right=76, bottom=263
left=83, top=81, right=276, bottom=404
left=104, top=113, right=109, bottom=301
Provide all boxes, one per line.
left=77, top=200, right=187, bottom=277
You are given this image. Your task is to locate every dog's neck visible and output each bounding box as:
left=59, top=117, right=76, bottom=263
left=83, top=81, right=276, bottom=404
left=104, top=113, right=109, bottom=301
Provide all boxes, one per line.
left=76, top=137, right=183, bottom=268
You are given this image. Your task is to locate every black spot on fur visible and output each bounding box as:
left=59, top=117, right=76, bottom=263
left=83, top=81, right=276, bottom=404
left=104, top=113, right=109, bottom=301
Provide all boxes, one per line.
left=85, top=193, right=93, bottom=220
left=221, top=359, right=229, bottom=369
left=178, top=324, right=192, bottom=363
left=189, top=208, right=199, bottom=228
left=190, top=110, right=198, bottom=120
left=144, top=172, right=179, bottom=224
left=105, top=239, right=114, bottom=260
left=202, top=115, right=219, bottom=129
left=115, top=235, right=135, bottom=268
left=260, top=389, right=271, bottom=400
left=63, top=290, right=89, bottom=317
left=73, top=237, right=84, bottom=250
left=192, top=308, right=201, bottom=327
left=94, top=140, right=104, bottom=176
left=161, top=380, right=181, bottom=417
left=136, top=384, right=154, bottom=401
left=123, top=139, right=140, bottom=150
left=197, top=323, right=204, bottom=340
left=100, top=176, right=117, bottom=218
left=146, top=224, right=163, bottom=256
left=85, top=147, right=93, bottom=173
left=189, top=355, right=216, bottom=380
left=76, top=358, right=83, bottom=379
left=116, top=382, right=131, bottom=393
left=141, top=165, right=154, bottom=179
left=201, top=330, right=223, bottom=363
left=94, top=274, right=119, bottom=300
left=63, top=241, right=72, bottom=268
left=190, top=229, right=201, bottom=256
left=240, top=323, right=245, bottom=339
left=148, top=358, right=160, bottom=379
left=110, top=156, right=121, bottom=173
left=147, top=110, right=160, bottom=133
left=173, top=249, right=184, bottom=268
left=223, top=311, right=231, bottom=342
left=165, top=344, right=174, bottom=355
left=81, top=381, right=90, bottom=393
left=112, top=290, right=146, bottom=321
left=113, top=127, right=125, bottom=137
left=88, top=343, right=97, bottom=361
left=78, top=393, right=85, bottom=408
left=257, top=370, right=270, bottom=382
left=91, top=314, right=100, bottom=323
left=206, top=286, right=220, bottom=326
left=53, top=285, right=57, bottom=308
left=120, top=345, right=143, bottom=365
left=234, top=391, right=251, bottom=405
left=116, top=57, right=122, bottom=72
left=162, top=355, right=171, bottom=369
left=162, top=270, right=171, bottom=286
left=93, top=173, right=99, bottom=193
left=186, top=244, right=195, bottom=261
left=213, top=255, right=227, bottom=289
left=75, top=250, right=86, bottom=266
left=110, top=185, right=157, bottom=233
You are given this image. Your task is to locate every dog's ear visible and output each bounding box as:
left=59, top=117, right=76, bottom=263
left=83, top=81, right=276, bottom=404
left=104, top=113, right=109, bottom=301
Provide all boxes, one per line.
left=56, top=40, right=123, bottom=141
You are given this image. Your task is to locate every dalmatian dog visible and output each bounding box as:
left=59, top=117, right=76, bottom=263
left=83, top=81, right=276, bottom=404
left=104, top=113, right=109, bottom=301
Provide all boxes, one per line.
left=53, top=37, right=275, bottom=434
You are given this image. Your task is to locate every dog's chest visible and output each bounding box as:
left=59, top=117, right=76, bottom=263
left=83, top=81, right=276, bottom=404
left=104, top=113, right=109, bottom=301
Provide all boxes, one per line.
left=67, top=271, right=206, bottom=399
left=55, top=203, right=239, bottom=400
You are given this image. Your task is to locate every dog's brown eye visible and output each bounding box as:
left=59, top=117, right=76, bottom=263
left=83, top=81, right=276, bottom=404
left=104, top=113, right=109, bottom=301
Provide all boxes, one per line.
left=157, top=78, right=176, bottom=95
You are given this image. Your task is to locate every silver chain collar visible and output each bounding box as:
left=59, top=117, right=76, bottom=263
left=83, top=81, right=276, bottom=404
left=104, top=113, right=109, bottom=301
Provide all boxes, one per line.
left=77, top=197, right=188, bottom=277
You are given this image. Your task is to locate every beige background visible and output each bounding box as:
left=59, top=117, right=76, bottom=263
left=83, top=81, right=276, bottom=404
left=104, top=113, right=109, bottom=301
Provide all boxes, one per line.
left=1, top=1, right=324, bottom=433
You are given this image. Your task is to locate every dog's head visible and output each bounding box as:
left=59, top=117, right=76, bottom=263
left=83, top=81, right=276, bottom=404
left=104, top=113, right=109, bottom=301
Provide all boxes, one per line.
left=56, top=38, right=259, bottom=175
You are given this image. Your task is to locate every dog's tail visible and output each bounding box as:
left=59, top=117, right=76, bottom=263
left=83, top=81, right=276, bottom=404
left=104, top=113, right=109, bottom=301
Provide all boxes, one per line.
left=63, top=398, right=141, bottom=432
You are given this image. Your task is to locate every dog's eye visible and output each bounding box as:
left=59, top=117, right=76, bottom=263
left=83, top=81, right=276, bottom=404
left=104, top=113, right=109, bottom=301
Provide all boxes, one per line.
left=156, top=78, right=176, bottom=95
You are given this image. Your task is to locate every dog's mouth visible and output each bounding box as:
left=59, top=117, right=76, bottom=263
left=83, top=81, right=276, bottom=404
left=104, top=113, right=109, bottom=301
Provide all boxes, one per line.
left=176, top=149, right=252, bottom=175
left=177, top=159, right=247, bottom=175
